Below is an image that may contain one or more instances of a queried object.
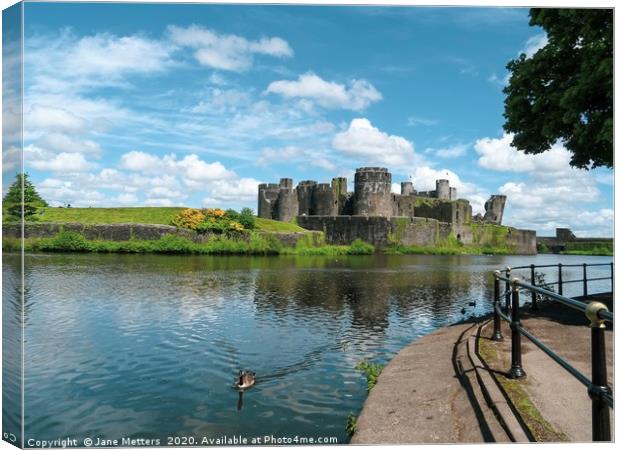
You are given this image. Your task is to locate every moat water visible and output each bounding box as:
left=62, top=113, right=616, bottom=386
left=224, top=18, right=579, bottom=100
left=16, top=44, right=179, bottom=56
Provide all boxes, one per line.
left=2, top=252, right=613, bottom=446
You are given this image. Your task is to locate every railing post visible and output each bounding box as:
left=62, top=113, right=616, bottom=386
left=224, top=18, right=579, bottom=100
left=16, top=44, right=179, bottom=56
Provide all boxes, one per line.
left=492, top=271, right=503, bottom=341
left=504, top=267, right=511, bottom=312
left=508, top=278, right=526, bottom=379
left=558, top=263, right=563, bottom=296
left=530, top=264, right=538, bottom=311
left=583, top=263, right=588, bottom=299
left=585, top=302, right=611, bottom=441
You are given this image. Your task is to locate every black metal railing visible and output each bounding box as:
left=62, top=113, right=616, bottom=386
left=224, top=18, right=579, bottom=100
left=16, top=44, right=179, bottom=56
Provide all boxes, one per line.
left=491, top=262, right=613, bottom=441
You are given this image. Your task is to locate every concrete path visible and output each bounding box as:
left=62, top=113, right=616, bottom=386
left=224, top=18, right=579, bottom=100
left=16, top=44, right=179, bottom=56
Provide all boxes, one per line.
left=481, top=300, right=614, bottom=442
left=351, top=322, right=508, bottom=444
left=352, top=298, right=614, bottom=444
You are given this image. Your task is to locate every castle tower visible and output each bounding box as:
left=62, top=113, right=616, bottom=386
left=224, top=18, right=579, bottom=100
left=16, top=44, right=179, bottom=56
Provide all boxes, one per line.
left=258, top=183, right=280, bottom=219
left=331, top=177, right=348, bottom=215
left=297, top=180, right=317, bottom=216
left=449, top=187, right=457, bottom=200
left=401, top=181, right=414, bottom=196
left=482, top=195, right=507, bottom=225
left=311, top=183, right=337, bottom=216
left=436, top=179, right=450, bottom=200
left=274, top=178, right=299, bottom=222
left=353, top=167, right=392, bottom=217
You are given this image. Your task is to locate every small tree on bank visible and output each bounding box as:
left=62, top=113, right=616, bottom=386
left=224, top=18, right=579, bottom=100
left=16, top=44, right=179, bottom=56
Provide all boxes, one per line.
left=3, top=173, right=48, bottom=220
left=503, top=8, right=612, bottom=169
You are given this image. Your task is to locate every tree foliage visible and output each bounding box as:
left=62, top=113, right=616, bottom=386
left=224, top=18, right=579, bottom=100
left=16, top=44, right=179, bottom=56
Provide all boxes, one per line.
left=3, top=173, right=48, bottom=220
left=503, top=8, right=612, bottom=169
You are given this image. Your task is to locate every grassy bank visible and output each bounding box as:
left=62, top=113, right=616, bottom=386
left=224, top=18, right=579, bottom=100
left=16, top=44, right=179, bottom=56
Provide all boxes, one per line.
left=4, top=231, right=374, bottom=256
left=563, top=241, right=613, bottom=256
left=33, top=207, right=306, bottom=233
left=538, top=241, right=613, bottom=256
left=4, top=230, right=519, bottom=256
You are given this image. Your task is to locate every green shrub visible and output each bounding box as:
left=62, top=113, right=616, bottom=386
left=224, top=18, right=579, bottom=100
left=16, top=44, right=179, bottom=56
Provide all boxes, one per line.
left=348, top=239, right=374, bottom=255
left=39, top=231, right=92, bottom=252
left=152, top=234, right=195, bottom=253
left=239, top=207, right=256, bottom=230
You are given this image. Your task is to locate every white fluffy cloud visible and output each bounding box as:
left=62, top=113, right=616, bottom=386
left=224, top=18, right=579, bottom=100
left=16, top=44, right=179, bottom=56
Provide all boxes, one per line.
left=41, top=133, right=102, bottom=156
left=26, top=104, right=86, bottom=133
left=407, top=165, right=489, bottom=214
left=332, top=118, right=416, bottom=166
left=474, top=133, right=611, bottom=236
left=203, top=177, right=262, bottom=205
left=38, top=178, right=107, bottom=206
left=168, top=25, right=292, bottom=71
left=26, top=145, right=94, bottom=173
left=266, top=73, right=382, bottom=111
left=120, top=151, right=236, bottom=186
left=26, top=31, right=175, bottom=94
left=475, top=133, right=572, bottom=175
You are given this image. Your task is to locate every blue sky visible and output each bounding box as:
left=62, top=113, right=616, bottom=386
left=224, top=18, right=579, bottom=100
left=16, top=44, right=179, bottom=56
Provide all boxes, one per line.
left=5, top=2, right=614, bottom=236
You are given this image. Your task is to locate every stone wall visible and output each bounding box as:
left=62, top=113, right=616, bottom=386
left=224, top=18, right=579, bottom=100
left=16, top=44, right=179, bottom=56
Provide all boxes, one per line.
left=453, top=223, right=537, bottom=255
left=391, top=194, right=416, bottom=218
left=297, top=215, right=452, bottom=248
left=391, top=217, right=452, bottom=247
left=298, top=216, right=537, bottom=254
left=3, top=222, right=323, bottom=248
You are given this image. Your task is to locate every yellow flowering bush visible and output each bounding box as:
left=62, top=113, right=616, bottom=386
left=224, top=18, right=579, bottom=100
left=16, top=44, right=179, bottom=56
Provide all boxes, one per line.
left=171, top=208, right=206, bottom=230
left=173, top=207, right=253, bottom=235
left=227, top=221, right=245, bottom=232
left=204, top=208, right=226, bottom=218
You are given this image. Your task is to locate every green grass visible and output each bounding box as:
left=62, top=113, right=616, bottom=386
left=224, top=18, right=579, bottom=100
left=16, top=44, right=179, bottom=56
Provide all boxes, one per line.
left=36, top=207, right=185, bottom=225
left=7, top=230, right=375, bottom=256
left=33, top=207, right=307, bottom=233
left=563, top=241, right=613, bottom=256
left=254, top=217, right=306, bottom=232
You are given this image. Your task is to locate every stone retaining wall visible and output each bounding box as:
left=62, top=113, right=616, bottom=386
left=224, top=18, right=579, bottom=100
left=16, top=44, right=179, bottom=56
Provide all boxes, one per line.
left=298, top=215, right=537, bottom=254
left=3, top=222, right=322, bottom=248
left=297, top=215, right=452, bottom=248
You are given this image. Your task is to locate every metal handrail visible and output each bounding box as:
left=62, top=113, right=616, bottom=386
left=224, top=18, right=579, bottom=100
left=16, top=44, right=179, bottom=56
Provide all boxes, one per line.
left=490, top=263, right=614, bottom=441
left=500, top=262, right=613, bottom=304
left=502, top=262, right=612, bottom=271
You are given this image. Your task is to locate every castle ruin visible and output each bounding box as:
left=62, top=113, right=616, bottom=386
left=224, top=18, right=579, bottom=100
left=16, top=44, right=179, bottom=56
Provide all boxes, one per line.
left=257, top=167, right=536, bottom=254
left=258, top=167, right=493, bottom=227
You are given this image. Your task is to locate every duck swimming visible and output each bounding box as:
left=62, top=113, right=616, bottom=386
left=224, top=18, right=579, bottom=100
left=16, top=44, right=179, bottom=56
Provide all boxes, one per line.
left=235, top=370, right=256, bottom=390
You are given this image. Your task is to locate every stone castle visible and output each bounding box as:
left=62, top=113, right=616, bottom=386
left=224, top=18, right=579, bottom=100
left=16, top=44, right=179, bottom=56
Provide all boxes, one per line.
left=257, top=167, right=536, bottom=253
left=258, top=167, right=506, bottom=227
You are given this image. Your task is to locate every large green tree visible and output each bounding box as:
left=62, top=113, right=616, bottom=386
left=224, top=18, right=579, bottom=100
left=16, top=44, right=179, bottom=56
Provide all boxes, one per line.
left=503, top=8, right=612, bottom=169
left=3, top=173, right=48, bottom=220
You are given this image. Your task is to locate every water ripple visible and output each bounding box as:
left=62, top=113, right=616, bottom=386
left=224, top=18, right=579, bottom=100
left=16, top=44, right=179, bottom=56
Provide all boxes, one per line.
left=7, top=252, right=611, bottom=444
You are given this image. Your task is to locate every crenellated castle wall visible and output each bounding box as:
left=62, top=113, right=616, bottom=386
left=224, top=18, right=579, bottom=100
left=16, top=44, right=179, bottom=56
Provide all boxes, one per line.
left=258, top=167, right=504, bottom=230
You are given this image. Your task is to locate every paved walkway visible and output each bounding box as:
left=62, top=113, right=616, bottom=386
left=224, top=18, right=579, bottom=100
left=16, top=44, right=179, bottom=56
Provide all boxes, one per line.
left=483, top=299, right=614, bottom=442
left=352, top=298, right=614, bottom=444
left=351, top=322, right=504, bottom=444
